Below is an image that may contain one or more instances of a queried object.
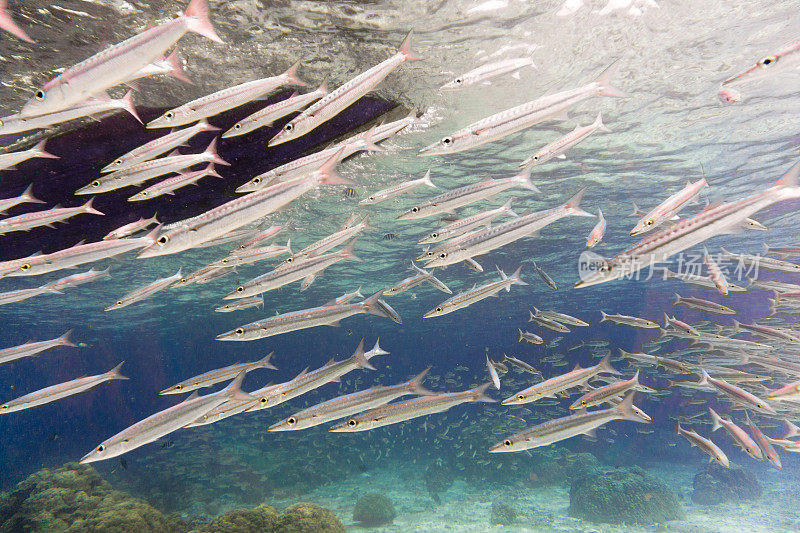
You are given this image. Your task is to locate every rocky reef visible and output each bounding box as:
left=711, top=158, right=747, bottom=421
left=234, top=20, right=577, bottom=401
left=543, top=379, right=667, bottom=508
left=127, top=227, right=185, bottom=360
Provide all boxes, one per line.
left=527, top=450, right=601, bottom=486
left=352, top=492, right=396, bottom=527
left=490, top=500, right=517, bottom=525
left=424, top=460, right=455, bottom=504
left=0, top=463, right=345, bottom=533
left=569, top=466, right=685, bottom=525
left=691, top=463, right=762, bottom=506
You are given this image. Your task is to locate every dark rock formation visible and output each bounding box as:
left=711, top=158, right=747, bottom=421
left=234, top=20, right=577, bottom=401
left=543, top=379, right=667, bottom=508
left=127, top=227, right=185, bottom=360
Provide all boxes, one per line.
left=352, top=492, right=396, bottom=526
left=691, top=463, right=762, bottom=505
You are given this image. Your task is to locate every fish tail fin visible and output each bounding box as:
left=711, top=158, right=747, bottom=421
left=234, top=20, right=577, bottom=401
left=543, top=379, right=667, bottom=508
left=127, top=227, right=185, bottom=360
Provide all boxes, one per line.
left=517, top=329, right=524, bottom=343
left=199, top=118, right=221, bottom=132
left=697, top=368, right=710, bottom=386
left=407, top=366, right=435, bottom=395
left=595, top=62, right=627, bottom=98
left=119, top=90, right=142, bottom=124
left=425, top=273, right=452, bottom=294
left=221, top=371, right=254, bottom=401
left=20, top=184, right=45, bottom=204
left=58, top=329, right=77, bottom=348
left=107, top=361, right=130, bottom=380
left=673, top=293, right=682, bottom=305
left=32, top=140, right=59, bottom=159
left=259, top=351, right=278, bottom=370
left=339, top=240, right=363, bottom=263
left=732, top=319, right=741, bottom=332
left=166, top=50, right=193, bottom=84
left=204, top=137, right=230, bottom=166
left=360, top=126, right=385, bottom=152
left=510, top=266, right=527, bottom=288
left=185, top=0, right=223, bottom=43
left=563, top=187, right=594, bottom=217
left=775, top=160, right=800, bottom=188
left=81, top=198, right=105, bottom=216
left=317, top=149, right=353, bottom=185
left=350, top=338, right=374, bottom=370
left=514, top=167, right=540, bottom=192
left=283, top=59, right=307, bottom=86
left=204, top=163, right=224, bottom=179
left=709, top=407, right=724, bottom=432
left=598, top=352, right=619, bottom=374
left=398, top=29, right=421, bottom=61
left=421, top=169, right=437, bottom=188
left=599, top=310, right=608, bottom=322
left=500, top=197, right=518, bottom=217
left=257, top=295, right=265, bottom=309
left=361, top=290, right=392, bottom=319
left=594, top=111, right=612, bottom=133
left=471, top=383, right=497, bottom=403
left=366, top=337, right=389, bottom=361
left=617, top=393, right=648, bottom=422
left=317, top=80, right=329, bottom=94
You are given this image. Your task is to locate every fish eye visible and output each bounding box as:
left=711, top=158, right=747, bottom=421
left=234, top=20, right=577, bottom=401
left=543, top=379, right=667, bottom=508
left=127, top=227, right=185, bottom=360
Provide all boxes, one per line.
left=0, top=405, right=7, bottom=410
left=411, top=207, right=419, bottom=213
left=235, top=328, right=244, bottom=335
left=347, top=419, right=358, bottom=427
left=757, top=403, right=764, bottom=409
left=97, top=444, right=105, bottom=452
left=259, top=397, right=267, bottom=403
left=431, top=233, right=438, bottom=238
left=175, top=385, right=182, bottom=390
left=284, top=123, right=294, bottom=132
left=645, top=219, right=653, bottom=226
left=435, top=307, right=442, bottom=312
left=455, top=78, right=463, bottom=85
left=287, top=417, right=296, bottom=425
left=369, top=196, right=375, bottom=201
left=746, top=447, right=751, bottom=453
left=533, top=155, right=540, bottom=160
left=165, top=112, right=174, bottom=119
left=34, top=90, right=45, bottom=101
left=503, top=439, right=512, bottom=447
left=439, top=252, right=447, bottom=259
left=286, top=257, right=294, bottom=263
left=442, top=137, right=452, bottom=145
left=517, top=394, right=525, bottom=401
left=234, top=124, right=241, bottom=130
left=253, top=177, right=261, bottom=184
left=157, top=235, right=169, bottom=245
left=115, top=300, right=123, bottom=306
left=758, top=55, right=778, bottom=68
left=113, top=159, right=122, bottom=166
left=236, top=286, right=244, bottom=292
left=581, top=400, right=586, bottom=405
left=141, top=192, right=148, bottom=197
left=92, top=181, right=100, bottom=187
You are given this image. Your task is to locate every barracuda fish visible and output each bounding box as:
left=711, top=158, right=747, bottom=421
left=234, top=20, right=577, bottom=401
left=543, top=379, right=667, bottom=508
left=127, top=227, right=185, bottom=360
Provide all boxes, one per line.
left=745, top=412, right=782, bottom=468
left=486, top=356, right=501, bottom=389
left=441, top=57, right=535, bottom=90
left=520, top=112, right=610, bottom=169
left=677, top=422, right=730, bottom=468
left=763, top=244, right=800, bottom=258
left=20, top=0, right=221, bottom=118
left=599, top=311, right=659, bottom=329
left=491, top=393, right=649, bottom=452
left=225, top=243, right=361, bottom=299
left=0, top=199, right=103, bottom=235
left=734, top=320, right=800, bottom=342
left=0, top=0, right=33, bottom=42
left=223, top=83, right=328, bottom=138
left=105, top=268, right=183, bottom=310
left=397, top=170, right=537, bottom=221
left=673, top=293, right=736, bottom=315
left=216, top=290, right=399, bottom=341
left=419, top=64, right=624, bottom=156
left=139, top=152, right=348, bottom=258
left=360, top=170, right=437, bottom=205
left=698, top=369, right=776, bottom=415
left=0, top=140, right=59, bottom=172
left=585, top=208, right=606, bottom=248
left=692, top=332, right=774, bottom=352
left=749, top=278, right=800, bottom=293
left=128, top=164, right=223, bottom=201
left=191, top=228, right=260, bottom=249
left=719, top=246, right=800, bottom=274
left=423, top=189, right=592, bottom=269
left=630, top=179, right=707, bottom=236
left=275, top=217, right=368, bottom=267
left=270, top=368, right=433, bottom=431
left=532, top=260, right=557, bottom=290
left=424, top=267, right=527, bottom=318
left=0, top=330, right=76, bottom=366
left=215, top=295, right=264, bottom=313
left=501, top=354, right=541, bottom=374
left=103, top=119, right=220, bottom=173
left=620, top=348, right=697, bottom=374
left=118, top=49, right=191, bottom=87
left=661, top=268, right=747, bottom=292
left=268, top=32, right=419, bottom=146
left=1, top=227, right=159, bottom=278
left=386, top=263, right=451, bottom=295
left=0, top=362, right=127, bottom=414
left=767, top=380, right=800, bottom=401
left=571, top=369, right=647, bottom=410
left=516, top=329, right=544, bottom=345
left=159, top=353, right=276, bottom=395
left=722, top=39, right=800, bottom=89
left=663, top=314, right=701, bottom=336
left=148, top=62, right=305, bottom=128
left=709, top=407, right=763, bottom=460
left=502, top=353, right=618, bottom=405
left=575, top=163, right=800, bottom=288
left=0, top=91, right=141, bottom=135
left=703, top=248, right=730, bottom=296
left=47, top=267, right=111, bottom=290
left=195, top=266, right=235, bottom=284
left=104, top=214, right=160, bottom=240
left=537, top=310, right=589, bottom=327
left=229, top=222, right=293, bottom=253
left=0, top=184, right=44, bottom=214
left=528, top=309, right=570, bottom=333
left=77, top=138, right=228, bottom=195
left=209, top=242, right=292, bottom=269
left=329, top=383, right=494, bottom=432
left=418, top=199, right=516, bottom=245
left=80, top=372, right=252, bottom=463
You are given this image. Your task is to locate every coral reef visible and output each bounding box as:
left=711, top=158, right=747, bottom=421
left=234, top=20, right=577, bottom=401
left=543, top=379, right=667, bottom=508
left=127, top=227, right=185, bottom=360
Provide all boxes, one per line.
left=527, top=450, right=601, bottom=486
left=424, top=461, right=455, bottom=504
left=569, top=466, right=685, bottom=525
left=273, top=502, right=345, bottom=533
left=490, top=500, right=517, bottom=525
left=0, top=463, right=183, bottom=533
left=193, top=504, right=279, bottom=533
left=691, top=463, right=762, bottom=505
left=352, top=492, right=396, bottom=526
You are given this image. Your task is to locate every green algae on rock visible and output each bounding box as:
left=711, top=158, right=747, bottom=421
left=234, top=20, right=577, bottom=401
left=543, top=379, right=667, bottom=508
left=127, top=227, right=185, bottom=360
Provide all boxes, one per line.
left=193, top=503, right=280, bottom=533
left=273, top=502, right=345, bottom=533
left=569, top=466, right=685, bottom=525
left=353, top=492, right=396, bottom=526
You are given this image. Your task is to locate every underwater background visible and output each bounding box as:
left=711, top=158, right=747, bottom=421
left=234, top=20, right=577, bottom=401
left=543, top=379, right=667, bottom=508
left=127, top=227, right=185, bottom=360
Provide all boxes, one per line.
left=1, top=0, right=800, bottom=531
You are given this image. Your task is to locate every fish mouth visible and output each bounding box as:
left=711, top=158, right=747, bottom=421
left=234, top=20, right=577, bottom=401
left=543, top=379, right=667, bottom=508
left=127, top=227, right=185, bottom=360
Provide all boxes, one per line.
left=79, top=450, right=99, bottom=464
left=136, top=245, right=164, bottom=259
left=417, top=143, right=441, bottom=157
left=215, top=331, right=237, bottom=341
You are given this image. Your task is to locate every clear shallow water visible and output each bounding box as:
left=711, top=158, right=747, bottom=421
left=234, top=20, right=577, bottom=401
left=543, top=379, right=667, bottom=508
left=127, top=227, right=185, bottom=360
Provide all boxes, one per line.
left=1, top=0, right=800, bottom=531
